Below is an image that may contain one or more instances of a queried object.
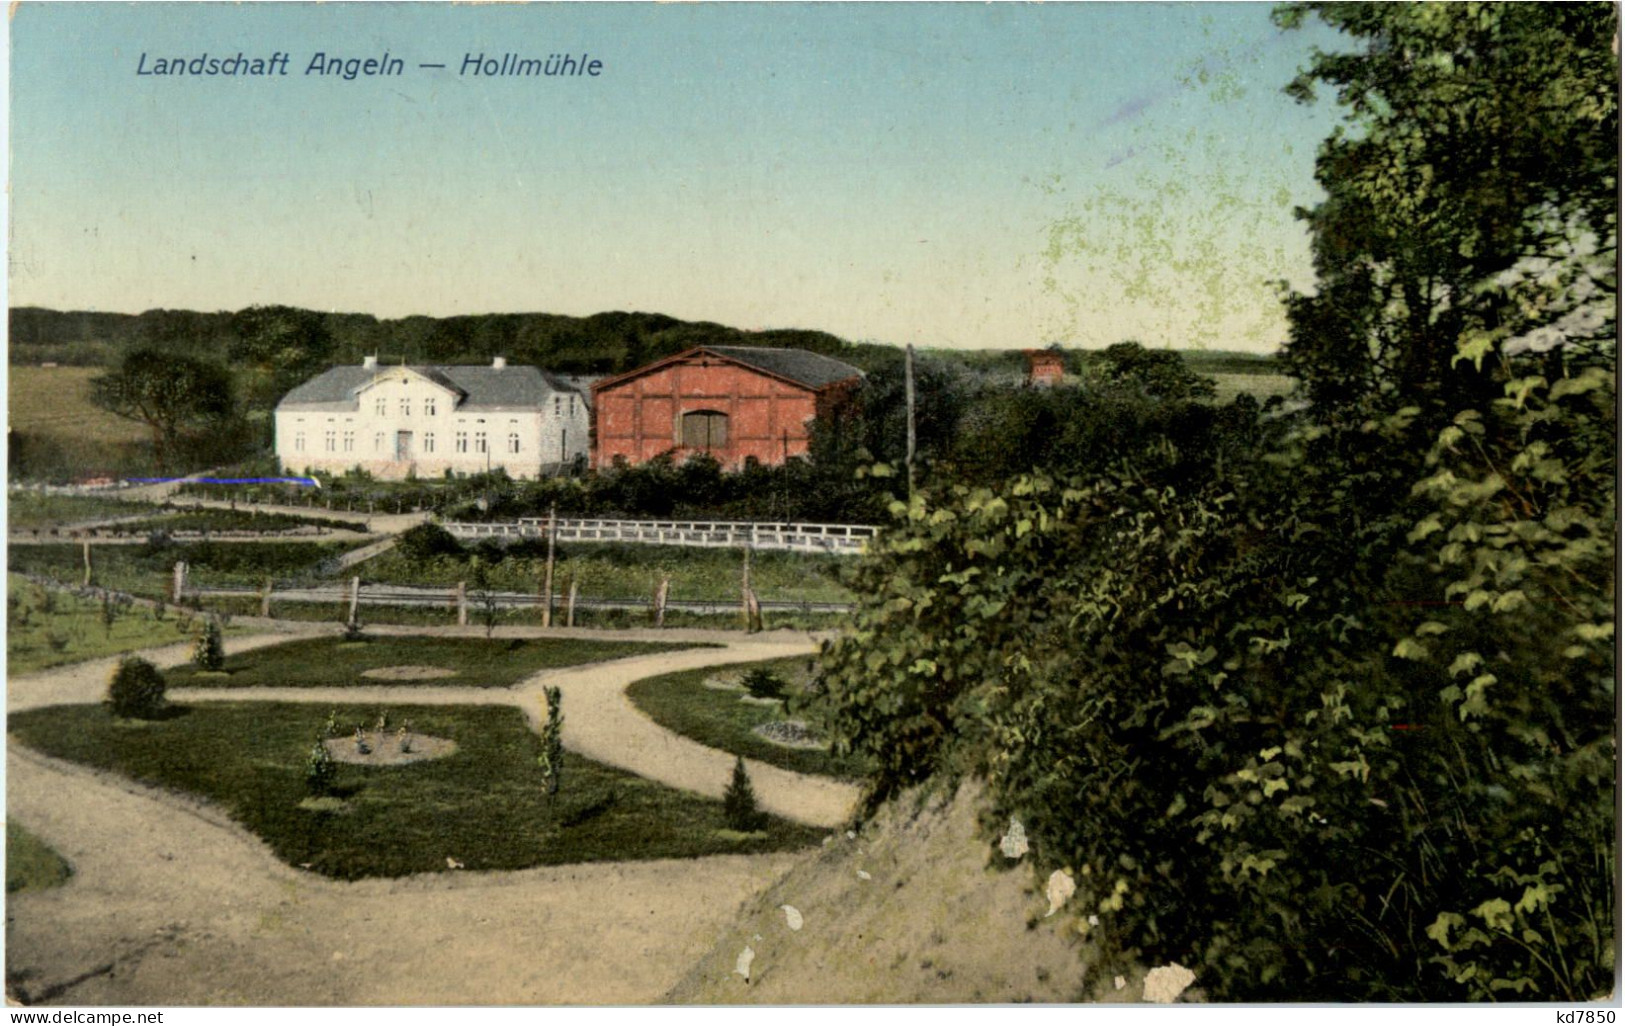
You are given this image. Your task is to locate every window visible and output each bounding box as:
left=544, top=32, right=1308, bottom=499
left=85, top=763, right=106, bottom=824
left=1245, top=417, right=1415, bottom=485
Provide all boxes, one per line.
left=507, top=433, right=520, bottom=454
left=342, top=431, right=354, bottom=452
left=455, top=432, right=468, bottom=453
left=681, top=410, right=729, bottom=450
left=294, top=432, right=305, bottom=452
left=569, top=395, right=576, bottom=416
left=324, top=430, right=336, bottom=452
left=425, top=398, right=436, bottom=417
left=424, top=433, right=435, bottom=453
left=554, top=396, right=561, bottom=416
left=375, top=432, right=385, bottom=452
left=475, top=432, right=488, bottom=454
left=400, top=398, right=411, bottom=417
left=375, top=397, right=386, bottom=417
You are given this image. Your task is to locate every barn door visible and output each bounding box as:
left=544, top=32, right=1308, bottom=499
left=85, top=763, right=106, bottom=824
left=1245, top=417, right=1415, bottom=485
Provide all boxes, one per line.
left=681, top=410, right=728, bottom=451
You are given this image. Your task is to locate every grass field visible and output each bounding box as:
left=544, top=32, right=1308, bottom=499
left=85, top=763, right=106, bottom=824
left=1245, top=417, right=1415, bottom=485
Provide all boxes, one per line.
left=1209, top=372, right=1297, bottom=405
left=9, top=366, right=148, bottom=444
left=627, top=657, right=867, bottom=779
left=8, top=540, right=371, bottom=599
left=7, top=491, right=160, bottom=530
left=9, top=366, right=159, bottom=482
left=165, top=634, right=704, bottom=689
left=8, top=702, right=822, bottom=878
left=360, top=542, right=855, bottom=605
left=5, top=823, right=73, bottom=894
left=7, top=574, right=248, bottom=675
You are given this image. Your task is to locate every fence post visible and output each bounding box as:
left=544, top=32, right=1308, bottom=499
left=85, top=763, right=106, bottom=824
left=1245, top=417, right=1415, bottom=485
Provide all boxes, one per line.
left=741, top=546, right=752, bottom=632
left=260, top=575, right=273, bottom=618
left=654, top=573, right=669, bottom=628
left=457, top=581, right=467, bottom=626
left=82, top=540, right=92, bottom=587
left=542, top=505, right=556, bottom=628
left=566, top=576, right=578, bottom=628
left=172, top=561, right=187, bottom=603
left=348, top=576, right=361, bottom=626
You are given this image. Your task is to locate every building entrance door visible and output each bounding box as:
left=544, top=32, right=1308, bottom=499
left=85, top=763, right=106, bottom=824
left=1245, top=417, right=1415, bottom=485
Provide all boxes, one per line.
left=395, top=431, right=413, bottom=460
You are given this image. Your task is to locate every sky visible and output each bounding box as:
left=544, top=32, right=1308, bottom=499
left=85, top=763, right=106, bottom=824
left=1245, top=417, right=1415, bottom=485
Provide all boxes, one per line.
left=7, top=3, right=1351, bottom=352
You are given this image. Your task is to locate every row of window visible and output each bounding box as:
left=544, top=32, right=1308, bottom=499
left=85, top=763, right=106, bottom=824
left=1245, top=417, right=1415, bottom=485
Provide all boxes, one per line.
left=357, top=396, right=579, bottom=419
left=291, top=431, right=525, bottom=455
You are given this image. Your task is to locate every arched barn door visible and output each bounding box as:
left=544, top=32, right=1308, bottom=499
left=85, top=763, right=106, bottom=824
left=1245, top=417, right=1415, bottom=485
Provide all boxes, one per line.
left=681, top=410, right=729, bottom=452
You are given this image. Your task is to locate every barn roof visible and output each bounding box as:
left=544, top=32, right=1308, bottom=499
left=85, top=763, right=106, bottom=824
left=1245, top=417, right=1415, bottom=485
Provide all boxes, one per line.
left=277, top=363, right=582, bottom=412
left=592, top=346, right=863, bottom=394
left=703, top=346, right=864, bottom=389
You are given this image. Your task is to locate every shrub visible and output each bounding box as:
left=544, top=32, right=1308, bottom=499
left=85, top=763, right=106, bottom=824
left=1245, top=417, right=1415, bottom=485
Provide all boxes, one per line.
left=723, top=756, right=762, bottom=831
left=304, top=736, right=337, bottom=797
left=192, top=616, right=225, bottom=671
left=538, top=686, right=564, bottom=797
left=396, top=522, right=464, bottom=563
left=741, top=667, right=786, bottom=702
left=107, top=657, right=167, bottom=719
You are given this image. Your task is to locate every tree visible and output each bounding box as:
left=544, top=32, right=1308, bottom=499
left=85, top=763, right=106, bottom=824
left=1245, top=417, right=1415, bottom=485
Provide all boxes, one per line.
left=228, top=305, right=338, bottom=409
left=1273, top=2, right=1617, bottom=413
left=89, top=348, right=234, bottom=471
left=1087, top=341, right=1216, bottom=403
left=192, top=615, right=225, bottom=671
left=107, top=657, right=167, bottom=720
left=723, top=756, right=762, bottom=832
left=538, top=686, right=564, bottom=798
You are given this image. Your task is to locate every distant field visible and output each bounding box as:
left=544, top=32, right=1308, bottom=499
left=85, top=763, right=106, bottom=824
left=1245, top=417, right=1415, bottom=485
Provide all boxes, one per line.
left=9, top=366, right=156, bottom=482
left=9, top=366, right=147, bottom=444
left=1209, top=372, right=1297, bottom=405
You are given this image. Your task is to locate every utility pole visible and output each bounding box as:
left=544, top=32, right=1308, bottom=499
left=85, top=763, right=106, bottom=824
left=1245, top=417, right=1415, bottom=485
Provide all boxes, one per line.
left=905, top=343, right=917, bottom=501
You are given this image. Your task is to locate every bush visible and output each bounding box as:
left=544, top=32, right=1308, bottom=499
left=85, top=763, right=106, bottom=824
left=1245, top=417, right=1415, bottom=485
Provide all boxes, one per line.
left=107, top=657, right=167, bottom=719
left=741, top=667, right=786, bottom=701
left=192, top=616, right=225, bottom=671
left=396, top=522, right=464, bottom=563
left=723, top=756, right=762, bottom=831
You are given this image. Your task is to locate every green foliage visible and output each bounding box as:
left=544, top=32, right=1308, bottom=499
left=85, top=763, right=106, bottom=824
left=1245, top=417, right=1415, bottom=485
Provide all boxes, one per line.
left=822, top=4, right=1616, bottom=1002
left=396, top=522, right=465, bottom=563
left=192, top=615, right=225, bottom=671
left=89, top=348, right=236, bottom=472
left=106, top=656, right=167, bottom=720
left=723, top=756, right=762, bottom=832
left=741, top=667, right=787, bottom=701
left=538, top=685, right=564, bottom=797
left=304, top=736, right=338, bottom=797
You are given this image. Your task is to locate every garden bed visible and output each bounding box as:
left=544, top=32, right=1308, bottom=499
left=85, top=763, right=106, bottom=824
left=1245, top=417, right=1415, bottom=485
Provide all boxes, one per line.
left=8, top=702, right=822, bottom=879
left=166, top=634, right=708, bottom=689
left=627, top=657, right=868, bottom=779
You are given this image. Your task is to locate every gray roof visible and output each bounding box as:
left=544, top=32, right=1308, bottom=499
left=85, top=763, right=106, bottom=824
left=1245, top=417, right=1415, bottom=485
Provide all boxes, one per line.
left=278, top=363, right=578, bottom=412
left=702, top=346, right=863, bottom=389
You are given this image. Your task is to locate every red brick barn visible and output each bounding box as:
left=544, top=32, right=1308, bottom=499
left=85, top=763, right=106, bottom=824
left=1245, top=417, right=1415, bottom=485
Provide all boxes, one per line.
left=591, top=346, right=863, bottom=470
left=1024, top=349, right=1066, bottom=386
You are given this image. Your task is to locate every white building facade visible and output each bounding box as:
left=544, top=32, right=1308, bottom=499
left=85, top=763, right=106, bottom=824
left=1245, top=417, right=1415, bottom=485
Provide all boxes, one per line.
left=275, top=357, right=591, bottom=480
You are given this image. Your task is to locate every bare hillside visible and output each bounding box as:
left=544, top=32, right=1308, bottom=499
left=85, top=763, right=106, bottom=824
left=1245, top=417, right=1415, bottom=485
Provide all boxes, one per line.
left=666, top=780, right=1157, bottom=1004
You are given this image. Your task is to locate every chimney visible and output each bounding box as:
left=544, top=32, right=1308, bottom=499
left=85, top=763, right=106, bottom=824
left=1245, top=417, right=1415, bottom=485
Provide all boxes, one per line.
left=362, top=355, right=378, bottom=370
left=492, top=357, right=507, bottom=369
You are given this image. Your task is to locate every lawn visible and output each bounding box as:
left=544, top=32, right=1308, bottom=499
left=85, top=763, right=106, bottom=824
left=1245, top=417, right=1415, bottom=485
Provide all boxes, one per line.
left=627, top=657, right=868, bottom=779
left=6, top=823, right=73, bottom=894
left=1207, top=372, right=1298, bottom=405
left=119, top=508, right=362, bottom=535
left=8, top=702, right=822, bottom=879
left=165, top=634, right=705, bottom=689
left=6, top=574, right=245, bottom=675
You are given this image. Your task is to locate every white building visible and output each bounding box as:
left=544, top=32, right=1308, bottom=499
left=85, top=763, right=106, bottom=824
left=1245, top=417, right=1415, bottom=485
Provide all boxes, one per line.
left=275, top=356, right=591, bottom=480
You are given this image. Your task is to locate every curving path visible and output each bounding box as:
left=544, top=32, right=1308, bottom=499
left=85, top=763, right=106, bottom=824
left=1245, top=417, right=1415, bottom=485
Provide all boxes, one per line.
left=6, top=623, right=861, bottom=1003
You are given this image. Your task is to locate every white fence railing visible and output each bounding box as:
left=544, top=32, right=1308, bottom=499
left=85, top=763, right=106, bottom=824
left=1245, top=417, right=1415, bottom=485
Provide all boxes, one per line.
left=442, top=517, right=878, bottom=554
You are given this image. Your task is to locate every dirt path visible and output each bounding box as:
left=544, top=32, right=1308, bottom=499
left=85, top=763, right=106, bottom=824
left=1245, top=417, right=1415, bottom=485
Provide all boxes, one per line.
left=6, top=624, right=857, bottom=1004
left=7, top=745, right=797, bottom=1005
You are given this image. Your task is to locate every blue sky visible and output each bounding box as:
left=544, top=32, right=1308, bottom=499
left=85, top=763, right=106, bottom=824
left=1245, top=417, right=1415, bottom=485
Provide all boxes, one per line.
left=8, top=3, right=1349, bottom=351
